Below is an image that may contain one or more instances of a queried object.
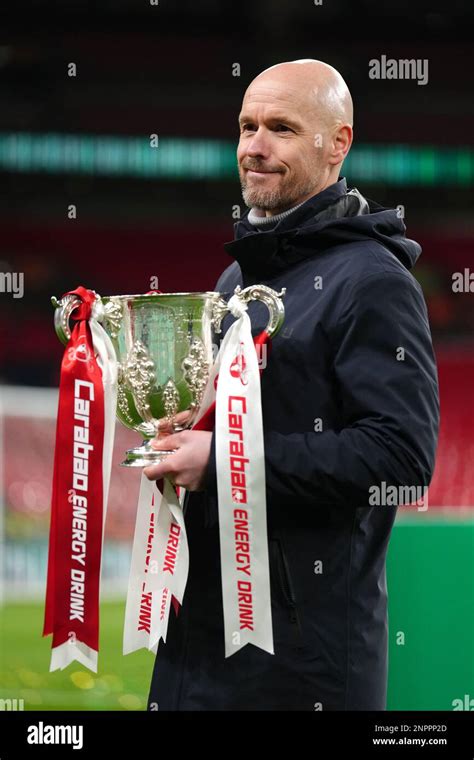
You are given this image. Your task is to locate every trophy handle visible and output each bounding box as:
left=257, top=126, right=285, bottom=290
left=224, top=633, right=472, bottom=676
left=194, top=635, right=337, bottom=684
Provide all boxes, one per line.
left=212, top=284, right=286, bottom=337
left=51, top=293, right=99, bottom=345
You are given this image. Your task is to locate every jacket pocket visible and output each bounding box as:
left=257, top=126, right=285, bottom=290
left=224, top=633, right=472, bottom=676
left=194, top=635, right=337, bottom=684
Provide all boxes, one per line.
left=271, top=536, right=297, bottom=606
left=270, top=536, right=303, bottom=643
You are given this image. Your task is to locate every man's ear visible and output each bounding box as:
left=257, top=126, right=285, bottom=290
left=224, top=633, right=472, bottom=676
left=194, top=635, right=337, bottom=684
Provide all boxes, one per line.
left=328, top=124, right=353, bottom=166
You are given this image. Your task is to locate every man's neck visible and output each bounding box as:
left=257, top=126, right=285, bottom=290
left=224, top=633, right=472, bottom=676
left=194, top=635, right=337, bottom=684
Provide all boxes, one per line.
left=247, top=198, right=307, bottom=227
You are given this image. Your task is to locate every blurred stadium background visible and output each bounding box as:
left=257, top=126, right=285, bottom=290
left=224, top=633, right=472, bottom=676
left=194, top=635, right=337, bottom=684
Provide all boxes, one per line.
left=0, top=0, right=473, bottom=711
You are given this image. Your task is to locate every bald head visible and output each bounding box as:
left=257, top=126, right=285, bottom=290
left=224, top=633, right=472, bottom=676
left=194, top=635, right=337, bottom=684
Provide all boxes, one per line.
left=248, top=59, right=353, bottom=129
left=237, top=58, right=354, bottom=215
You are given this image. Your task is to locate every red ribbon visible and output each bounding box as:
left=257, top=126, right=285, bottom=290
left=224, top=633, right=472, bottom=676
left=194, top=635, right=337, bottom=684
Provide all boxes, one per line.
left=43, top=287, right=106, bottom=656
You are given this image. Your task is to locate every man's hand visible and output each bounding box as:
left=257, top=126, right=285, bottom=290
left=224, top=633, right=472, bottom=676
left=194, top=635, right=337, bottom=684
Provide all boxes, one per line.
left=143, top=430, right=213, bottom=492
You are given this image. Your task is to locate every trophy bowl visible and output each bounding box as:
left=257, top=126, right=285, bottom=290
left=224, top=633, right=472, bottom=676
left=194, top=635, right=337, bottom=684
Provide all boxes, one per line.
left=52, top=285, right=285, bottom=466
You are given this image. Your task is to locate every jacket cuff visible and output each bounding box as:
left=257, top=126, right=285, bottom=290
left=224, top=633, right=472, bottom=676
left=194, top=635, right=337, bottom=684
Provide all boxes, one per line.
left=203, top=428, right=218, bottom=496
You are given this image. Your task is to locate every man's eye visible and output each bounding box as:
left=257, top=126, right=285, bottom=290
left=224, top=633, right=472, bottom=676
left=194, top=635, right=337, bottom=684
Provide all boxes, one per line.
left=275, top=124, right=292, bottom=132
left=241, top=124, right=256, bottom=132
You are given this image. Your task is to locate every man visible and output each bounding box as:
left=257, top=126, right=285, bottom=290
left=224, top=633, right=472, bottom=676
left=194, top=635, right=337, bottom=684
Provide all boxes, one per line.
left=144, top=59, right=440, bottom=710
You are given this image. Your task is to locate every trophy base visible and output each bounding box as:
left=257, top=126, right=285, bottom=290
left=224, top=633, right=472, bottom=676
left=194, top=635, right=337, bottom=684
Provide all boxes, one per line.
left=121, top=440, right=176, bottom=467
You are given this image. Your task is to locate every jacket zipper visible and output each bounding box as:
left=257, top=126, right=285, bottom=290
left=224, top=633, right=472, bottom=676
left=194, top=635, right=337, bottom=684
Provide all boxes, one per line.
left=274, top=538, right=297, bottom=606
left=273, top=537, right=303, bottom=642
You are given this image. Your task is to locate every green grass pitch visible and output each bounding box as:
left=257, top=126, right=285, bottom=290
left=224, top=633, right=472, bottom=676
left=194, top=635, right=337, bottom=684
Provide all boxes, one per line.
left=0, top=601, right=155, bottom=711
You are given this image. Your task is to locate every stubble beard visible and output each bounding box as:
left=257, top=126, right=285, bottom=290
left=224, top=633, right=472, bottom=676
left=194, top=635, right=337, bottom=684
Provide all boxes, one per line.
left=240, top=166, right=322, bottom=213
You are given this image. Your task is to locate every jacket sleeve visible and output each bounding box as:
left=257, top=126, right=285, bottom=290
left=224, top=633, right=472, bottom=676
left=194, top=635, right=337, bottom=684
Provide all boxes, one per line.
left=204, top=271, right=440, bottom=507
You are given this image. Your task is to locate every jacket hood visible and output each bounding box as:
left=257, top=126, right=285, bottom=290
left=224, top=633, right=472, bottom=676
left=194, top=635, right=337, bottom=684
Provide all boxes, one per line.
left=223, top=177, right=421, bottom=279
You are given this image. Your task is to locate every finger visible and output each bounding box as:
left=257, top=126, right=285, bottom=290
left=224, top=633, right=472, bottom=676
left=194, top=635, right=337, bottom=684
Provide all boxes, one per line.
left=152, top=429, right=171, bottom=440
left=155, top=419, right=174, bottom=435
left=143, top=461, right=172, bottom=481
left=156, top=410, right=192, bottom=433
left=150, top=433, right=185, bottom=450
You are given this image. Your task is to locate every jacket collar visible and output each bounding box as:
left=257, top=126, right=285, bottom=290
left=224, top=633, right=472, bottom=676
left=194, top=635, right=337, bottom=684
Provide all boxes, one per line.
left=223, top=178, right=348, bottom=278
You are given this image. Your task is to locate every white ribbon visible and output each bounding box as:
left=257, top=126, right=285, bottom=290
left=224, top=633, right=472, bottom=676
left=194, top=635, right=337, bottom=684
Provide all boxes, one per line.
left=214, top=295, right=274, bottom=656
left=123, top=473, right=162, bottom=655
left=149, top=586, right=172, bottom=652
left=146, top=479, right=188, bottom=603
left=124, top=475, right=189, bottom=655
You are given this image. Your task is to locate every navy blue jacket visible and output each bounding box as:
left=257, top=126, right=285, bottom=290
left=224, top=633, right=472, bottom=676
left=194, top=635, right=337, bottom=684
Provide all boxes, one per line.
left=147, top=177, right=440, bottom=711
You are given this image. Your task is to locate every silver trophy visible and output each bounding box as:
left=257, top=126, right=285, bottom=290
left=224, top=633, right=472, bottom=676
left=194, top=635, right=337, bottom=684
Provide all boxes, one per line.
left=52, top=286, right=285, bottom=466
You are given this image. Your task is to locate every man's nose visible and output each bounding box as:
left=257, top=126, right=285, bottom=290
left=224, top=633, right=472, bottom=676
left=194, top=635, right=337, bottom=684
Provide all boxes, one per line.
left=245, top=127, right=271, bottom=157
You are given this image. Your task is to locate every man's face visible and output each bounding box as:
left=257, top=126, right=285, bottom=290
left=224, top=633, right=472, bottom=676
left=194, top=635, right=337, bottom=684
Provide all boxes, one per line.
left=237, top=79, right=329, bottom=214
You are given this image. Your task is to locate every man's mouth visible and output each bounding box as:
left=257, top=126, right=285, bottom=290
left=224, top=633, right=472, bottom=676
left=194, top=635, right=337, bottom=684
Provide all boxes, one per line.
left=245, top=168, right=277, bottom=176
